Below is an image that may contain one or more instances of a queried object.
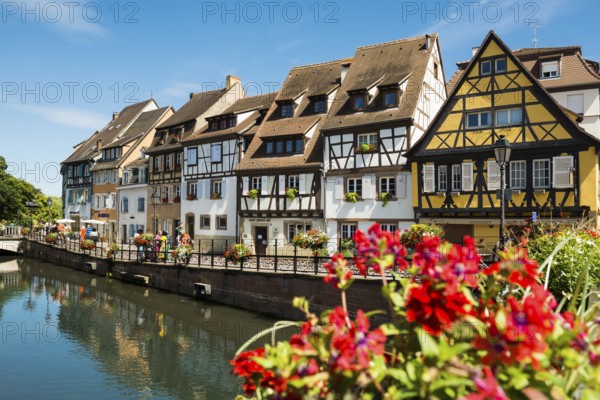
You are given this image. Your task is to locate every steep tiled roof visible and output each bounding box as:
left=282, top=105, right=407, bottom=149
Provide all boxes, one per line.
left=447, top=45, right=600, bottom=93
left=157, top=88, right=227, bottom=129
left=322, top=34, right=436, bottom=131
left=222, top=92, right=276, bottom=114
left=123, top=158, right=149, bottom=169
left=63, top=99, right=156, bottom=164
left=238, top=59, right=348, bottom=171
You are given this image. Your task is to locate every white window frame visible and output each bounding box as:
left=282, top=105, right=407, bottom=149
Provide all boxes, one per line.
left=189, top=182, right=198, bottom=198
left=510, top=160, right=526, bottom=190
left=480, top=60, right=492, bottom=76
left=452, top=164, right=462, bottom=192
left=553, top=156, right=574, bottom=189
left=288, top=175, right=299, bottom=190
left=341, top=223, right=357, bottom=240
left=495, top=108, right=522, bottom=126
left=357, top=133, right=377, bottom=146
left=251, top=177, right=262, bottom=191
left=541, top=60, right=559, bottom=79
left=533, top=159, right=551, bottom=189
left=379, top=177, right=396, bottom=197
left=423, top=164, right=435, bottom=193
left=379, top=223, right=398, bottom=233
left=165, top=154, right=172, bottom=170
left=438, top=166, right=447, bottom=192
left=347, top=178, right=362, bottom=197
left=495, top=58, right=507, bottom=73
left=487, top=160, right=500, bottom=191
left=212, top=180, right=222, bottom=197
left=466, top=111, right=491, bottom=129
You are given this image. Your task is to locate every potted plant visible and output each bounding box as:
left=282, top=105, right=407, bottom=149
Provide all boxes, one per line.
left=379, top=191, right=391, bottom=207
left=172, top=244, right=193, bottom=266
left=286, top=188, right=298, bottom=201
left=248, top=189, right=260, bottom=200
left=45, top=233, right=59, bottom=244
left=174, top=196, right=181, bottom=203
left=106, top=243, right=120, bottom=259
left=80, top=239, right=95, bottom=251
left=186, top=194, right=197, bottom=201
left=292, top=229, right=328, bottom=255
left=355, top=143, right=376, bottom=154
left=224, top=243, right=252, bottom=264
left=345, top=192, right=359, bottom=203
left=21, top=227, right=31, bottom=236
left=210, top=192, right=221, bottom=200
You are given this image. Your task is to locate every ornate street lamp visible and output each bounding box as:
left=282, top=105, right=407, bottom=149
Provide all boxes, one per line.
left=46, top=197, right=53, bottom=220
left=25, top=201, right=40, bottom=237
left=151, top=189, right=160, bottom=235
left=493, top=135, right=512, bottom=252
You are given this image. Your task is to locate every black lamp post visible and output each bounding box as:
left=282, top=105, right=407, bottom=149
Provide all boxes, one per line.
left=25, top=201, right=40, bottom=236
left=493, top=135, right=512, bottom=252
left=46, top=197, right=53, bottom=220
left=151, top=189, right=160, bottom=235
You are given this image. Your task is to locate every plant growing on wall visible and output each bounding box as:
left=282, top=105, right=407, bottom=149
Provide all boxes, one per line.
left=248, top=189, right=260, bottom=200
left=224, top=243, right=252, bottom=264
left=345, top=192, right=359, bottom=203
left=380, top=191, right=391, bottom=206
left=286, top=188, right=298, bottom=201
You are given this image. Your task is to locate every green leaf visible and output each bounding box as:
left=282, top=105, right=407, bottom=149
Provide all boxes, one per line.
left=420, top=332, right=439, bottom=358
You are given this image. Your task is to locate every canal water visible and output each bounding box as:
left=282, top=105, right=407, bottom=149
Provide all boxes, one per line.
left=0, top=257, right=284, bottom=400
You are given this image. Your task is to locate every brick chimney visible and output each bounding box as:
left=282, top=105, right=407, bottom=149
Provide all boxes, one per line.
left=226, top=75, right=241, bottom=90
left=112, top=112, right=119, bottom=121
left=97, top=139, right=103, bottom=151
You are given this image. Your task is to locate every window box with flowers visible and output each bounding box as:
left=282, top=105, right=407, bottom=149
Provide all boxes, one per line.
left=378, top=192, right=392, bottom=207
left=292, top=229, right=328, bottom=255
left=345, top=192, right=360, bottom=203
left=186, top=194, right=197, bottom=201
left=162, top=197, right=169, bottom=203
left=210, top=192, right=222, bottom=200
left=286, top=188, right=298, bottom=201
left=355, top=143, right=377, bottom=154
left=224, top=243, right=252, bottom=264
left=174, top=163, right=181, bottom=171
left=248, top=189, right=260, bottom=200
left=173, top=196, right=181, bottom=203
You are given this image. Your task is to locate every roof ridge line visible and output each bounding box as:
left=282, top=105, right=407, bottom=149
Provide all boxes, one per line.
left=290, top=57, right=353, bottom=71
left=357, top=33, right=437, bottom=50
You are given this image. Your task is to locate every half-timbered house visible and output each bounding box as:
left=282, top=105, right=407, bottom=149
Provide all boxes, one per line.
left=237, top=59, right=348, bottom=252
left=321, top=34, right=447, bottom=241
left=408, top=31, right=600, bottom=246
left=145, top=76, right=243, bottom=238
left=62, top=99, right=158, bottom=229
left=180, top=93, right=275, bottom=242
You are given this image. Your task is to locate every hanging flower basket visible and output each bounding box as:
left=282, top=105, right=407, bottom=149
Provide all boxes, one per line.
left=80, top=239, right=95, bottom=251
left=172, top=245, right=193, bottom=265
left=224, top=243, right=252, bottom=264
left=106, top=243, right=120, bottom=258
left=293, top=229, right=328, bottom=255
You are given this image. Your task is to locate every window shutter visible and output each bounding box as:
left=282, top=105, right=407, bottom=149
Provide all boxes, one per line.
left=204, top=180, right=211, bottom=198
left=278, top=175, right=286, bottom=195
left=423, top=164, right=435, bottom=193
left=363, top=175, right=375, bottom=199
left=182, top=182, right=187, bottom=198
left=553, top=156, right=573, bottom=188
left=396, top=173, right=407, bottom=199
left=242, top=177, right=249, bottom=195
left=487, top=160, right=500, bottom=190
left=334, top=179, right=344, bottom=200
left=462, top=163, right=474, bottom=191
left=299, top=174, right=307, bottom=195
left=261, top=176, right=269, bottom=193
left=221, top=178, right=227, bottom=197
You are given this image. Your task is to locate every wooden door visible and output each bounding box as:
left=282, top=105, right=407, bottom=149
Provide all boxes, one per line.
left=254, top=226, right=268, bottom=255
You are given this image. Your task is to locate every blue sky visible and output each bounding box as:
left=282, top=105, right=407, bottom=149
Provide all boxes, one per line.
left=2, top=0, right=598, bottom=196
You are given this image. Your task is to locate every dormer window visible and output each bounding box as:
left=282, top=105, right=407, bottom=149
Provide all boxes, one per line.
left=313, top=98, right=327, bottom=114
left=383, top=90, right=398, bottom=107
left=541, top=60, right=559, bottom=79
left=353, top=95, right=366, bottom=111
left=219, top=119, right=227, bottom=130
left=280, top=103, right=294, bottom=118
left=265, top=137, right=303, bottom=155
left=209, top=120, right=218, bottom=131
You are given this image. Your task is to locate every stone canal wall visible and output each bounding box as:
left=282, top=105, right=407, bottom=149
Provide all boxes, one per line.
left=23, top=239, right=389, bottom=321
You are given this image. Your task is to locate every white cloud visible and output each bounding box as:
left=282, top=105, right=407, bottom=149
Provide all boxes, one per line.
left=9, top=104, right=107, bottom=130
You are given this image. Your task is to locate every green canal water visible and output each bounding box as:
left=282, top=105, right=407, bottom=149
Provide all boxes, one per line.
left=0, top=257, right=284, bottom=400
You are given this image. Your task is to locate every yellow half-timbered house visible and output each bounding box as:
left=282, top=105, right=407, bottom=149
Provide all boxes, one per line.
left=407, top=31, right=600, bottom=246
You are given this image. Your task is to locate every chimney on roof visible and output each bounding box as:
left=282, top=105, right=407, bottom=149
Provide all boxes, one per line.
left=112, top=112, right=119, bottom=121
left=472, top=47, right=479, bottom=58
left=226, top=75, right=241, bottom=90
left=425, top=34, right=431, bottom=51
left=340, top=64, right=350, bottom=84
left=189, top=92, right=194, bottom=100
left=97, top=139, right=103, bottom=151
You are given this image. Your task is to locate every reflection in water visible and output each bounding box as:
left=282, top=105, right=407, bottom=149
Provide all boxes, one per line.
left=0, top=257, right=284, bottom=400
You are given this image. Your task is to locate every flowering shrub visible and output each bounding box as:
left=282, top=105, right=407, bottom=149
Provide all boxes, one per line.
left=224, top=244, right=252, bottom=264
left=231, top=223, right=600, bottom=399
left=80, top=239, right=95, bottom=250
left=172, top=245, right=193, bottom=265
left=292, top=229, right=328, bottom=255
left=45, top=233, right=59, bottom=244
left=400, top=223, right=445, bottom=249
left=355, top=143, right=376, bottom=153
left=106, top=243, right=119, bottom=258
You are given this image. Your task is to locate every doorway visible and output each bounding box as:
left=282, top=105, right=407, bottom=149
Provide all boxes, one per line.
left=443, top=224, right=474, bottom=245
left=254, top=226, right=268, bottom=255
left=187, top=215, right=195, bottom=239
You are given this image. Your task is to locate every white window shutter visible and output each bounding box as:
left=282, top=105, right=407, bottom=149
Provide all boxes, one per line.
left=204, top=180, right=211, bottom=198
left=181, top=182, right=187, bottom=198
left=242, top=177, right=249, bottom=195
left=462, top=162, right=474, bottom=192
left=487, top=160, right=500, bottom=190
left=221, top=178, right=227, bottom=197
left=334, top=179, right=344, bottom=200
left=299, top=174, right=307, bottom=195
left=423, top=164, right=435, bottom=193
left=553, top=156, right=573, bottom=188
left=278, top=175, right=286, bottom=195
left=397, top=173, right=407, bottom=199
left=261, top=176, right=269, bottom=193
left=363, top=175, right=375, bottom=199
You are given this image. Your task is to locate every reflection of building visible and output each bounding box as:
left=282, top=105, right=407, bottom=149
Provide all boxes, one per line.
left=92, top=106, right=173, bottom=241
left=322, top=34, right=447, bottom=242
left=181, top=93, right=274, bottom=242
left=408, top=31, right=600, bottom=246
left=62, top=100, right=158, bottom=229
left=145, top=77, right=243, bottom=238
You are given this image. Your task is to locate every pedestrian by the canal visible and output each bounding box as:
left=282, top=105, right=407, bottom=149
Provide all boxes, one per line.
left=85, top=224, right=92, bottom=239
left=80, top=225, right=86, bottom=240
left=90, top=228, right=98, bottom=244
left=57, top=222, right=65, bottom=245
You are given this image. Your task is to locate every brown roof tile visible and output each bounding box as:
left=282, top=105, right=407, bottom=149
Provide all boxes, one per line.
left=322, top=34, right=436, bottom=131
left=156, top=88, right=227, bottom=129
